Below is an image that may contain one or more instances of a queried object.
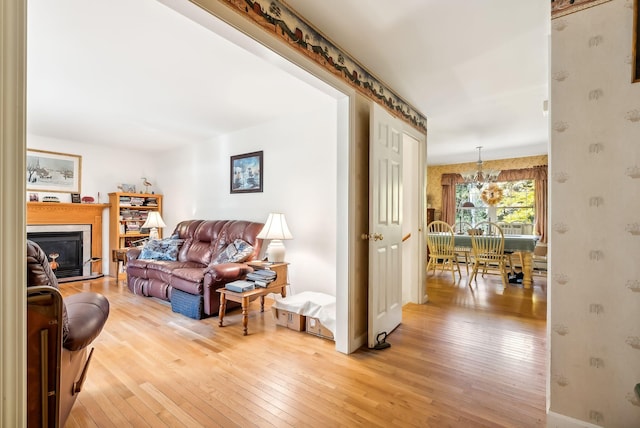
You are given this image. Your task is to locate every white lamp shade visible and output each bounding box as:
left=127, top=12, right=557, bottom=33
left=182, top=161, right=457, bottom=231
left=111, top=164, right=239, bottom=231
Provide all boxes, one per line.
left=141, top=211, right=166, bottom=229
left=257, top=213, right=292, bottom=262
left=142, top=211, right=166, bottom=240
left=257, top=213, right=293, bottom=240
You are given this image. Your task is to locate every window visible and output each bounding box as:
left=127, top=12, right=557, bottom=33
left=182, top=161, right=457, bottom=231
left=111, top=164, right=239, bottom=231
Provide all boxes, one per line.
left=455, top=180, right=535, bottom=226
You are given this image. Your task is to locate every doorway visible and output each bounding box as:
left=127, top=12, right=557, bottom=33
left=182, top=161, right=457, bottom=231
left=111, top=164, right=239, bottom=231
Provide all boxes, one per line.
left=402, top=133, right=422, bottom=305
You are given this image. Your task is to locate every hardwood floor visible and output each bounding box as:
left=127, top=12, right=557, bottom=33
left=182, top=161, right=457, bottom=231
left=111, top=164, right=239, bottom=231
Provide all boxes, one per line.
left=60, top=271, right=547, bottom=427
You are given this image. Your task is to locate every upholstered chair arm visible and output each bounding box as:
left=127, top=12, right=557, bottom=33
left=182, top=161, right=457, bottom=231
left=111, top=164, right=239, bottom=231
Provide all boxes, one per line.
left=127, top=247, right=142, bottom=262
left=205, top=262, right=254, bottom=284
left=63, top=292, right=110, bottom=351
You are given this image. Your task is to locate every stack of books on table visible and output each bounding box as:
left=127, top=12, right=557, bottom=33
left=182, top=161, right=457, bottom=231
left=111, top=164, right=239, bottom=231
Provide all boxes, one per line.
left=246, top=269, right=277, bottom=287
left=225, top=280, right=255, bottom=293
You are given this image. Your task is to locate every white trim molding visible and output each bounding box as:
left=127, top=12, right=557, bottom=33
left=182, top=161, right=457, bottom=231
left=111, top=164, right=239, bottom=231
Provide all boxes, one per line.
left=1, top=0, right=27, bottom=425
left=547, top=411, right=604, bottom=428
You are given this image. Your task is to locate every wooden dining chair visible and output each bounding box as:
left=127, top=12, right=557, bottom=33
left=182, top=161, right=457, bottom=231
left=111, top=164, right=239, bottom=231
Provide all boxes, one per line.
left=509, top=221, right=524, bottom=235
left=426, top=221, right=461, bottom=282
left=532, top=242, right=548, bottom=276
left=453, top=221, right=473, bottom=274
left=468, top=221, right=509, bottom=288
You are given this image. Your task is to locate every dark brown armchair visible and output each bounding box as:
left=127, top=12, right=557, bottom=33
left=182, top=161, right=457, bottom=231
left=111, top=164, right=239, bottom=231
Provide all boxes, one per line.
left=26, top=240, right=110, bottom=427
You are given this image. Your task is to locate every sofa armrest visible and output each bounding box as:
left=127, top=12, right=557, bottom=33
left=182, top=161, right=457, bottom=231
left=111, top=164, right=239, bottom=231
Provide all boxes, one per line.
left=127, top=247, right=141, bottom=262
left=206, top=262, right=254, bottom=284
left=63, top=292, right=110, bottom=351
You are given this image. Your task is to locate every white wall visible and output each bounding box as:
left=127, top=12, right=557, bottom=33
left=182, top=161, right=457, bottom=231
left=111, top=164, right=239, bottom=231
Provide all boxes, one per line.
left=27, top=98, right=339, bottom=298
left=27, top=134, right=155, bottom=274
left=27, top=134, right=156, bottom=203
left=154, top=102, right=339, bottom=296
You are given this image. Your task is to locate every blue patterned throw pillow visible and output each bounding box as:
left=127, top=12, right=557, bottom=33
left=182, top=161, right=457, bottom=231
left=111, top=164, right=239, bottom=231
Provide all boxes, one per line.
left=213, top=239, right=254, bottom=264
left=139, top=235, right=184, bottom=261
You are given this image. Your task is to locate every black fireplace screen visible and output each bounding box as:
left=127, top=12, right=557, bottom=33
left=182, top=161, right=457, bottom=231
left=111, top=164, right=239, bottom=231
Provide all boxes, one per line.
left=27, top=231, right=83, bottom=278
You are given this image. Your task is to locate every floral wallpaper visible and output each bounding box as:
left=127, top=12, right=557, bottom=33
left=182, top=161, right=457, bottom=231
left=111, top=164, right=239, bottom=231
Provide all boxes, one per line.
left=550, top=0, right=640, bottom=425
left=426, top=155, right=548, bottom=218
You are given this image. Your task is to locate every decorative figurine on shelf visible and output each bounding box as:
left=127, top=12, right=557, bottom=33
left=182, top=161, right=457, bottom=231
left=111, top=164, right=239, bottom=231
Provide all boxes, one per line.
left=141, top=177, right=152, bottom=194
left=117, top=183, right=136, bottom=193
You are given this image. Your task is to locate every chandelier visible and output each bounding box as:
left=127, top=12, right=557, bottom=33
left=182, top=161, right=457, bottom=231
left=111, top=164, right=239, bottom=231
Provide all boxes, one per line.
left=461, top=146, right=501, bottom=190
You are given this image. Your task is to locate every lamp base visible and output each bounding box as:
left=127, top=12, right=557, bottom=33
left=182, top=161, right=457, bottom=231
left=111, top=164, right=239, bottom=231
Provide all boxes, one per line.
left=149, top=227, right=159, bottom=240
left=266, top=240, right=286, bottom=263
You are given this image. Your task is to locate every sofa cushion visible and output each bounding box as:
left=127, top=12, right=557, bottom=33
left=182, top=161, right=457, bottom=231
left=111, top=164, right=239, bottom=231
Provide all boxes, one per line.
left=139, top=235, right=184, bottom=261
left=171, top=267, right=208, bottom=294
left=213, top=239, right=254, bottom=264
left=179, top=221, right=226, bottom=265
left=181, top=240, right=213, bottom=265
left=146, top=260, right=199, bottom=275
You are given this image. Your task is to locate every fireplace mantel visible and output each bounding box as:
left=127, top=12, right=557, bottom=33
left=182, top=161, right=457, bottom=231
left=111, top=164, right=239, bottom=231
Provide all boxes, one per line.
left=27, top=202, right=110, bottom=274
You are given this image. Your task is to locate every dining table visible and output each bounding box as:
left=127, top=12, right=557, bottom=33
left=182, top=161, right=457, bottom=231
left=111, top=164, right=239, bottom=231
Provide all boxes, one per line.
left=452, top=234, right=539, bottom=289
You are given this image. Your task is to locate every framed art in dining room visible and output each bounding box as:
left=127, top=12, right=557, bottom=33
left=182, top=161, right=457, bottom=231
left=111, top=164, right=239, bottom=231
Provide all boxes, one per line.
left=26, top=149, right=81, bottom=193
left=230, top=150, right=263, bottom=194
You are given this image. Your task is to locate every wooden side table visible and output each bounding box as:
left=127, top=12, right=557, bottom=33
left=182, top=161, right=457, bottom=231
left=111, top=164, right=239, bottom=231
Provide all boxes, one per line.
left=217, top=262, right=288, bottom=335
left=111, top=248, right=129, bottom=282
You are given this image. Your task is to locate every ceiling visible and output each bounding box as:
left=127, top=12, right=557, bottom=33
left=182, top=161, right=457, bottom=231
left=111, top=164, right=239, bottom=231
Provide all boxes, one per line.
left=26, top=0, right=336, bottom=152
left=27, top=0, right=550, bottom=165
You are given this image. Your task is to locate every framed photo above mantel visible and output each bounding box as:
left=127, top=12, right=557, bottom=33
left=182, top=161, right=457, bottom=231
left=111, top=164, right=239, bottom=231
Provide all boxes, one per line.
left=230, top=150, right=263, bottom=194
left=27, top=149, right=81, bottom=193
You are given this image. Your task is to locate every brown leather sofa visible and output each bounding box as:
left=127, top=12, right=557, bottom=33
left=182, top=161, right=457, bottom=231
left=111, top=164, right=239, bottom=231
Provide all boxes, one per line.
left=126, top=220, right=264, bottom=319
left=26, top=240, right=110, bottom=427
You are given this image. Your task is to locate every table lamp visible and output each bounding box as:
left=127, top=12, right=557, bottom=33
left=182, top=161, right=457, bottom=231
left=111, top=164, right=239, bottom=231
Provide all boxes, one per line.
left=142, top=211, right=166, bottom=240
left=257, top=213, right=293, bottom=262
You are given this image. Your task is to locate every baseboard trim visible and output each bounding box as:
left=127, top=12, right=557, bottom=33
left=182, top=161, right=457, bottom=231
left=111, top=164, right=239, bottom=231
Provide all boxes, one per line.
left=547, top=411, right=602, bottom=428
left=59, top=273, right=105, bottom=283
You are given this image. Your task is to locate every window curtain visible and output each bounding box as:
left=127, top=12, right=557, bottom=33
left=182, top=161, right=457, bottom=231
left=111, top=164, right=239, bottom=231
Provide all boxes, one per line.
left=533, top=165, right=548, bottom=243
left=440, top=165, right=547, bottom=241
left=440, top=173, right=463, bottom=225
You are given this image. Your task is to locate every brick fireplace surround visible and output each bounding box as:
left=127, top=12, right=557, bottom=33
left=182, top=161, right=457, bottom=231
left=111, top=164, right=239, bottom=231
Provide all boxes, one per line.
left=26, top=202, right=109, bottom=275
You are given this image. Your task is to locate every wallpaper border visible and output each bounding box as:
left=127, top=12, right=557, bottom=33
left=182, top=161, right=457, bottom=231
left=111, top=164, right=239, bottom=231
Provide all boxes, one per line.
left=551, top=0, right=614, bottom=19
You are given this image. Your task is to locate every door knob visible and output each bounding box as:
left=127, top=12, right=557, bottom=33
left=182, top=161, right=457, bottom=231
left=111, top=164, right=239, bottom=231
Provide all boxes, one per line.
left=361, top=233, right=384, bottom=241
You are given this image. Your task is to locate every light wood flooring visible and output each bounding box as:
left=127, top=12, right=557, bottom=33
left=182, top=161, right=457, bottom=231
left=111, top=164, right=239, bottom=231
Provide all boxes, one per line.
left=60, top=270, right=547, bottom=427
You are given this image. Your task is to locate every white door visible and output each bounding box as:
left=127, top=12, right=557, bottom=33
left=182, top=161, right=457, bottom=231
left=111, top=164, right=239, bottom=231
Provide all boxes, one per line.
left=368, top=103, right=403, bottom=348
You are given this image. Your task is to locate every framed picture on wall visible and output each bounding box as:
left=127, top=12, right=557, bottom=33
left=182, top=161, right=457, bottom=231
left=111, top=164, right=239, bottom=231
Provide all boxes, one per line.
left=230, top=151, right=263, bottom=194
left=26, top=149, right=81, bottom=193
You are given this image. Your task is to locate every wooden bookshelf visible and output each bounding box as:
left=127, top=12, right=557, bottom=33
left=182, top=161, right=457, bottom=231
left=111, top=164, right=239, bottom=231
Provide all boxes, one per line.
left=108, top=192, right=163, bottom=276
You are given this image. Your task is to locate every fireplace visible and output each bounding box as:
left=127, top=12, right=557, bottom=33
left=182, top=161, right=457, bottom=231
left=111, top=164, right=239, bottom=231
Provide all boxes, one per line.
left=27, top=202, right=108, bottom=277
left=27, top=224, right=92, bottom=280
